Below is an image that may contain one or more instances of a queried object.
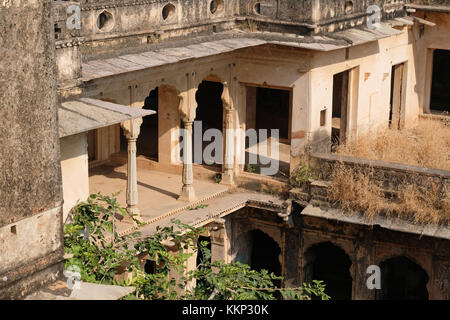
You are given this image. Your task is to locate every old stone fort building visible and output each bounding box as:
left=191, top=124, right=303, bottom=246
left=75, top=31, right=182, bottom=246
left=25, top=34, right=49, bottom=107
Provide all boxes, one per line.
left=0, top=0, right=449, bottom=299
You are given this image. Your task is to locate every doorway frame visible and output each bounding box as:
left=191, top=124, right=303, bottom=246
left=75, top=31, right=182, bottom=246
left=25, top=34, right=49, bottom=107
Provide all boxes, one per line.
left=331, top=67, right=359, bottom=147
left=389, top=62, right=408, bottom=130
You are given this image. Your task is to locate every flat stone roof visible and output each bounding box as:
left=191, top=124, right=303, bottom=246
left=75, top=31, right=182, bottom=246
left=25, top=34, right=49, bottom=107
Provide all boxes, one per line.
left=59, top=98, right=155, bottom=138
left=81, top=21, right=404, bottom=81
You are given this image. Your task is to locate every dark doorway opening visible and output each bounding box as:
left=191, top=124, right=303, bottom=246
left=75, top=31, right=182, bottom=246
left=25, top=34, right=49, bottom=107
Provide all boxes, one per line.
left=196, top=236, right=212, bottom=267
left=194, top=81, right=224, bottom=168
left=245, top=87, right=291, bottom=177
left=196, top=236, right=212, bottom=291
left=249, top=229, right=282, bottom=287
left=255, top=88, right=291, bottom=141
left=389, top=63, right=405, bottom=129
left=430, top=49, right=450, bottom=113
left=140, top=87, right=159, bottom=160
left=304, top=242, right=352, bottom=300
left=376, top=256, right=429, bottom=300
left=144, top=260, right=156, bottom=274
left=120, top=88, right=159, bottom=161
left=332, top=70, right=350, bottom=148
left=87, top=129, right=97, bottom=162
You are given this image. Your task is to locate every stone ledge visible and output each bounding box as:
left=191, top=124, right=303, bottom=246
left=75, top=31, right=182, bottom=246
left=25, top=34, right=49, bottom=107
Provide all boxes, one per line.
left=301, top=204, right=450, bottom=240
left=24, top=280, right=135, bottom=300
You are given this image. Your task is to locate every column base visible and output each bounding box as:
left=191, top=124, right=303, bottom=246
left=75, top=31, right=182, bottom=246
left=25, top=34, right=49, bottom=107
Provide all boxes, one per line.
left=221, top=170, right=235, bottom=186
left=178, top=184, right=196, bottom=202
left=126, top=206, right=141, bottom=222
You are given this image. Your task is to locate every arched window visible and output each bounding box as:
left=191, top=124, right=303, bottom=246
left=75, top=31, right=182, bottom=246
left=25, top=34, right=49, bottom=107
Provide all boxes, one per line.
left=162, top=3, right=176, bottom=21
left=210, top=0, right=224, bottom=14
left=97, top=11, right=114, bottom=31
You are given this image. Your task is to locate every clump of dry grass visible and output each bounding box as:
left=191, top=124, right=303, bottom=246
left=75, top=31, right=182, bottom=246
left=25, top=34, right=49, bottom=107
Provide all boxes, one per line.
left=328, top=163, right=450, bottom=226
left=335, top=119, right=450, bottom=171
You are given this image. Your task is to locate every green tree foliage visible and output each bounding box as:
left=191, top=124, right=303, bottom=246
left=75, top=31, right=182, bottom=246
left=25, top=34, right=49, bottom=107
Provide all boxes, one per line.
left=64, top=193, right=330, bottom=300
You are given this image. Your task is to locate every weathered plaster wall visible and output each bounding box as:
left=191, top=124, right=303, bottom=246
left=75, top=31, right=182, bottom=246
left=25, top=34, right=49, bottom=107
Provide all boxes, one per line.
left=0, top=0, right=64, bottom=298
left=307, top=26, right=419, bottom=152
left=84, top=27, right=421, bottom=177
left=241, top=0, right=409, bottom=31
left=159, top=85, right=182, bottom=164
left=56, top=45, right=83, bottom=82
left=0, top=0, right=62, bottom=226
left=78, top=0, right=240, bottom=56
left=60, top=133, right=90, bottom=222
left=412, top=11, right=450, bottom=113
left=297, top=215, right=450, bottom=300
left=236, top=45, right=311, bottom=171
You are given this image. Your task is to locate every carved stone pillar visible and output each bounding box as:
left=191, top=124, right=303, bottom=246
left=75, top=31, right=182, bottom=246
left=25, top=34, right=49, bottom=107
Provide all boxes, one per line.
left=121, top=119, right=142, bottom=217
left=179, top=119, right=196, bottom=202
left=221, top=83, right=235, bottom=185
left=209, top=219, right=227, bottom=265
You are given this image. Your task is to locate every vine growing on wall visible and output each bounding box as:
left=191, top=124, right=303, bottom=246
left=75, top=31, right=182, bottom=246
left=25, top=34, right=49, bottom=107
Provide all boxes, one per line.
left=64, top=193, right=330, bottom=300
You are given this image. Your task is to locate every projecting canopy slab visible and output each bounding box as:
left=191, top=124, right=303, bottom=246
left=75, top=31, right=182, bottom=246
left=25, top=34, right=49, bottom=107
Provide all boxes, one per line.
left=59, top=98, right=156, bottom=138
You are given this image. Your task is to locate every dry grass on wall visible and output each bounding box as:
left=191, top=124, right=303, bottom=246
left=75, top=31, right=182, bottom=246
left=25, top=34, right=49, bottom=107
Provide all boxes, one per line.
left=335, top=119, right=450, bottom=171
left=328, top=163, right=450, bottom=226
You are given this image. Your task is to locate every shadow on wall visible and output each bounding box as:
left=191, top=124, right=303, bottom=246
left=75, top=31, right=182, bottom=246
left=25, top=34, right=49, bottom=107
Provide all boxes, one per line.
left=375, top=256, right=429, bottom=300
left=304, top=241, right=353, bottom=300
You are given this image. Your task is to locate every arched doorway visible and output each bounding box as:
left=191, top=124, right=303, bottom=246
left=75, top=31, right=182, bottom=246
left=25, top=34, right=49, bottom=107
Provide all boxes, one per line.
left=248, top=229, right=282, bottom=278
left=376, top=256, right=429, bottom=300
left=138, top=87, right=159, bottom=160
left=194, top=80, right=224, bottom=169
left=120, top=87, right=159, bottom=161
left=304, top=242, right=353, bottom=300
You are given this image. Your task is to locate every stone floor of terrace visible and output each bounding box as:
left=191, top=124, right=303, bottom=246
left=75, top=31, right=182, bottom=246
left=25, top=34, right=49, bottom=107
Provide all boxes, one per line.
left=88, top=162, right=289, bottom=239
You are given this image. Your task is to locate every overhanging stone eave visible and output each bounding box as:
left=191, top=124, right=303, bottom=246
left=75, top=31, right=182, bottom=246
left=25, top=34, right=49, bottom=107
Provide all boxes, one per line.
left=301, top=204, right=450, bottom=240
left=80, top=23, right=404, bottom=83
left=59, top=98, right=156, bottom=138
left=405, top=4, right=450, bottom=14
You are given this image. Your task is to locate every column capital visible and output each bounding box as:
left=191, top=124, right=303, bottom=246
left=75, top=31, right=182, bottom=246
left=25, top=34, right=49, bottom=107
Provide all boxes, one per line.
left=221, top=81, right=233, bottom=112
left=121, top=118, right=142, bottom=140
left=182, top=119, right=194, bottom=127
left=179, top=89, right=196, bottom=123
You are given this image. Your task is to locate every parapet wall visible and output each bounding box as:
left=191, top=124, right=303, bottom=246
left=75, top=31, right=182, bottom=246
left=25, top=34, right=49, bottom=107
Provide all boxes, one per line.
left=309, top=153, right=449, bottom=192
left=52, top=0, right=413, bottom=59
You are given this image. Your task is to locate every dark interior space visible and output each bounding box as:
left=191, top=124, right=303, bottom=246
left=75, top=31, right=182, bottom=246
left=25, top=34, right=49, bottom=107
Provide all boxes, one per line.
left=430, top=49, right=450, bottom=113
left=304, top=242, right=352, bottom=300
left=196, top=236, right=212, bottom=289
left=196, top=236, right=212, bottom=267
left=376, top=256, right=429, bottom=300
left=87, top=130, right=97, bottom=162
left=194, top=81, right=223, bottom=167
left=120, top=87, right=159, bottom=161
left=144, top=259, right=156, bottom=274
left=245, top=87, right=291, bottom=177
left=249, top=229, right=281, bottom=287
left=332, top=71, right=349, bottom=148
left=256, top=88, right=290, bottom=141
left=389, top=65, right=395, bottom=126
left=389, top=63, right=405, bottom=130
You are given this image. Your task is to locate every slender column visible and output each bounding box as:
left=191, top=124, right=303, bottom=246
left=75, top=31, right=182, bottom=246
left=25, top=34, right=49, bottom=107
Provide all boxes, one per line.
left=179, top=120, right=196, bottom=202
left=121, top=119, right=142, bottom=217
left=222, top=108, right=235, bottom=185
left=221, top=82, right=235, bottom=185
left=126, top=137, right=139, bottom=216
